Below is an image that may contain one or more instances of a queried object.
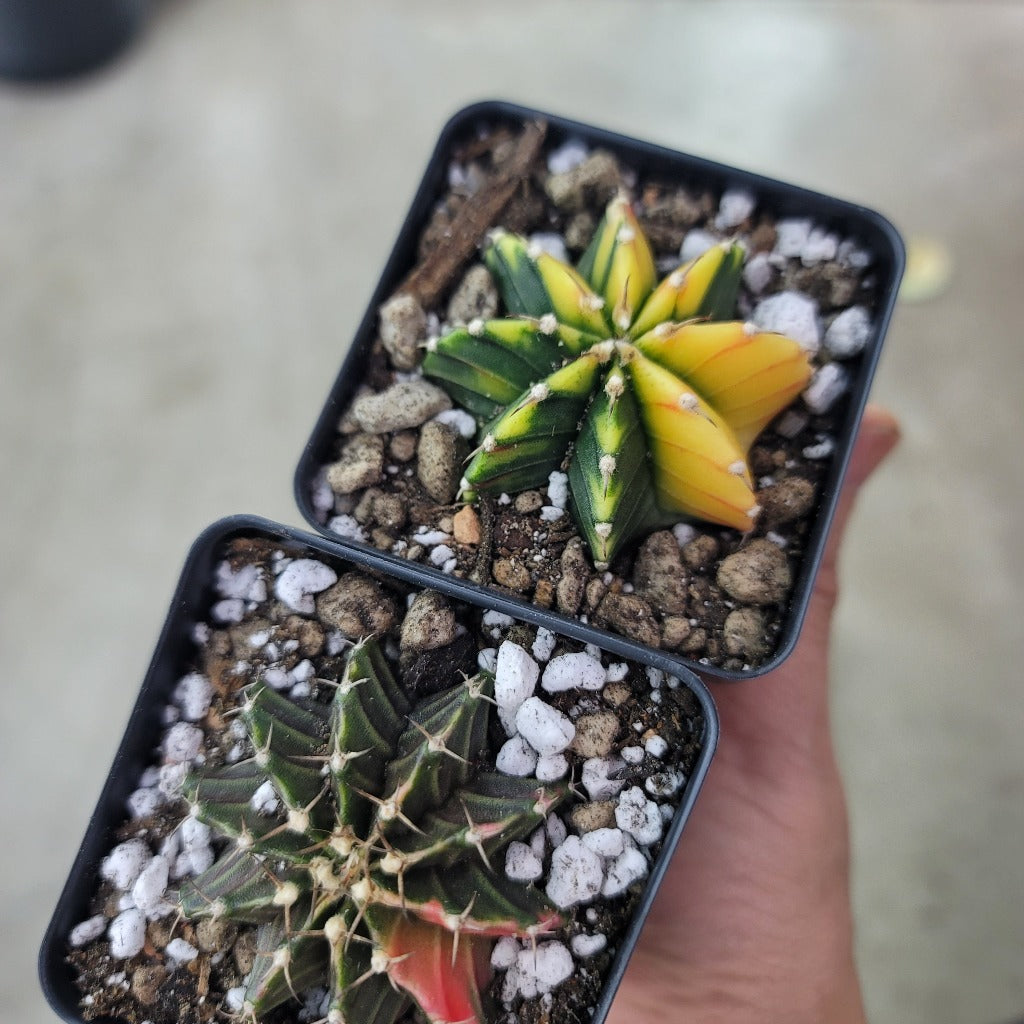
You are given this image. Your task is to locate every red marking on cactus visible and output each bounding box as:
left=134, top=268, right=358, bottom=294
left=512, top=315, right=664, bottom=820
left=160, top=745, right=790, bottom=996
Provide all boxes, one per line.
left=377, top=914, right=492, bottom=1024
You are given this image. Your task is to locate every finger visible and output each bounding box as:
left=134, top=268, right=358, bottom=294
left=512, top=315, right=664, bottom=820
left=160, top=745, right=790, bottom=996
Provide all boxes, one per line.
left=812, top=404, right=901, bottom=614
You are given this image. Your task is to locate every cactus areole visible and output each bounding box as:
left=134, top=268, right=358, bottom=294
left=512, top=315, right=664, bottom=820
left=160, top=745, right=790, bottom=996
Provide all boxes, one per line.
left=180, top=635, right=567, bottom=1024
left=422, top=195, right=813, bottom=569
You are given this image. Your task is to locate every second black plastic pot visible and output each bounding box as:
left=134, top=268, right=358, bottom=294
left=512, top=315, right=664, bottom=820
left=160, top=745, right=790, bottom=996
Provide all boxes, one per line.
left=40, top=515, right=717, bottom=1024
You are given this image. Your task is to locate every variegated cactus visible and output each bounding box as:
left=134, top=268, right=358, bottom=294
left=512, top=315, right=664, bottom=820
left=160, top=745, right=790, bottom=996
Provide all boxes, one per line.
left=422, top=195, right=813, bottom=567
left=179, top=636, right=566, bottom=1024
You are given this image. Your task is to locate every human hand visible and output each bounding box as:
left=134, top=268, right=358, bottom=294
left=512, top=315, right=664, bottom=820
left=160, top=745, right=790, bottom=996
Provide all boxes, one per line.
left=607, top=405, right=901, bottom=1024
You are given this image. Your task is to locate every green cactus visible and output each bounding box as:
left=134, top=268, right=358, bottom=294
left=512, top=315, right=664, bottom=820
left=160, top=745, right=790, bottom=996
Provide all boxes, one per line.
left=422, top=195, right=813, bottom=568
left=179, top=636, right=567, bottom=1024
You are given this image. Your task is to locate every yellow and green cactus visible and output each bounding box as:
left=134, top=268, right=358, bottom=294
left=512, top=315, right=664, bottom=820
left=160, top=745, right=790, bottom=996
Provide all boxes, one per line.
left=179, top=636, right=566, bottom=1024
left=422, top=195, right=813, bottom=568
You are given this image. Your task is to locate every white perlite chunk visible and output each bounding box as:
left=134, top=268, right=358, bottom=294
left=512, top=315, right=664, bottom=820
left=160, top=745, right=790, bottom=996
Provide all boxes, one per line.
left=546, top=471, right=569, bottom=509
left=163, top=722, right=203, bottom=763
left=581, top=827, right=626, bottom=858
left=671, top=522, right=697, bottom=547
left=496, top=736, right=538, bottom=777
left=127, top=788, right=162, bottom=819
left=715, top=188, right=756, bottom=229
left=680, top=229, right=718, bottom=262
left=621, top=745, right=644, bottom=765
left=571, top=932, right=607, bottom=957
left=131, top=855, right=170, bottom=915
left=328, top=514, right=365, bottom=542
left=803, top=363, right=849, bottom=414
left=581, top=755, right=628, bottom=800
left=742, top=251, right=778, bottom=294
left=515, top=698, right=575, bottom=756
left=546, top=837, right=604, bottom=908
left=539, top=506, right=564, bottom=522
left=824, top=306, right=872, bottom=358
left=108, top=909, right=146, bottom=959
left=602, top=847, right=649, bottom=897
left=274, top=559, right=338, bottom=614
left=251, top=780, right=280, bottom=815
left=165, top=938, right=199, bottom=965
left=514, top=942, right=574, bottom=998
left=541, top=652, right=605, bottom=693
left=173, top=672, right=212, bottom=722
left=547, top=138, right=589, bottom=175
left=752, top=291, right=820, bottom=352
left=616, top=786, right=664, bottom=846
left=491, top=936, right=519, bottom=970
left=495, top=641, right=539, bottom=731
left=644, top=735, right=669, bottom=759
left=224, top=987, right=247, bottom=1013
left=530, top=233, right=569, bottom=264
left=215, top=560, right=266, bottom=602
left=505, top=841, right=543, bottom=882
left=532, top=627, right=557, bottom=663
left=801, top=227, right=839, bottom=265
left=211, top=599, right=245, bottom=624
left=433, top=407, right=477, bottom=439
left=774, top=218, right=813, bottom=258
left=646, top=769, right=686, bottom=798
left=535, top=753, right=569, bottom=781
left=101, top=839, right=152, bottom=892
left=70, top=915, right=107, bottom=947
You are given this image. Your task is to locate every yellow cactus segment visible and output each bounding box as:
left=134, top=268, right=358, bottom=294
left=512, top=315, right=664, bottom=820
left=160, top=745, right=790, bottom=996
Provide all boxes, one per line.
left=586, top=196, right=658, bottom=333
left=630, top=242, right=732, bottom=336
left=534, top=251, right=610, bottom=336
left=624, top=351, right=759, bottom=531
left=635, top=322, right=813, bottom=449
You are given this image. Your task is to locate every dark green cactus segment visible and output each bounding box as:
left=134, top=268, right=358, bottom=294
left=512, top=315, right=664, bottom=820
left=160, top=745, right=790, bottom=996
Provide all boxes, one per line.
left=183, top=761, right=314, bottom=860
left=181, top=634, right=564, bottom=1024
left=483, top=231, right=555, bottom=319
left=691, top=241, right=744, bottom=321
left=330, top=903, right=411, bottom=1024
left=331, top=638, right=410, bottom=835
left=568, top=367, right=665, bottom=568
left=463, top=351, right=605, bottom=496
left=391, top=773, right=566, bottom=871
left=373, top=861, right=557, bottom=934
left=179, top=849, right=311, bottom=923
left=245, top=904, right=329, bottom=1015
left=378, top=674, right=493, bottom=835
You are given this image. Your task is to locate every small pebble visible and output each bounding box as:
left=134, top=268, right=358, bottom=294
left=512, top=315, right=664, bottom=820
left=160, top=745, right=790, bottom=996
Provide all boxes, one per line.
left=173, top=673, right=212, bottom=722
left=616, top=787, right=664, bottom=846
left=581, top=756, right=628, bottom=800
left=496, top=735, right=539, bottom=777
left=571, top=933, right=607, bottom=957
left=274, top=559, right=338, bottom=615
left=715, top=188, right=755, bottom=229
left=752, top=291, right=820, bottom=353
left=101, top=840, right=152, bottom=892
left=165, top=938, right=199, bottom=965
left=542, top=652, right=605, bottom=693
left=546, top=837, right=604, bottom=909
left=602, top=847, right=649, bottom=896
left=505, top=841, right=543, bottom=882
left=824, top=306, right=872, bottom=358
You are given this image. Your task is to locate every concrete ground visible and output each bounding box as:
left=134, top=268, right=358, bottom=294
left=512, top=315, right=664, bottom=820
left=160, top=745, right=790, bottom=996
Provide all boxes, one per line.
left=2, top=2, right=1021, bottom=1022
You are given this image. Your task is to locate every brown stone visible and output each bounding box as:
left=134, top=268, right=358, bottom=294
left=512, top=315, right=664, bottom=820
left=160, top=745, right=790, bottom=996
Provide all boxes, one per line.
left=570, top=800, right=617, bottom=833
left=661, top=615, right=693, bottom=651
left=453, top=505, right=482, bottom=545
left=131, top=964, right=168, bottom=1005
left=717, top=540, right=792, bottom=605
left=400, top=591, right=457, bottom=652
left=633, top=530, right=689, bottom=614
left=556, top=538, right=589, bottom=615
left=492, top=557, right=532, bottom=592
left=758, top=476, right=816, bottom=527
left=570, top=711, right=621, bottom=758
left=316, top=573, right=399, bottom=637
left=595, top=592, right=661, bottom=648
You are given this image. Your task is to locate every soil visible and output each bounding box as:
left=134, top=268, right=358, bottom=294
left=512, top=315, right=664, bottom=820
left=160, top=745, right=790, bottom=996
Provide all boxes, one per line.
left=67, top=533, right=706, bottom=1024
left=308, top=117, right=886, bottom=673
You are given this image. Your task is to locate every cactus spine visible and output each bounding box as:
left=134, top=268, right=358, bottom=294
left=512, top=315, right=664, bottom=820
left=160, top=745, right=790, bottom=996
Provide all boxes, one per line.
left=423, top=195, right=813, bottom=567
left=179, top=636, right=566, bottom=1024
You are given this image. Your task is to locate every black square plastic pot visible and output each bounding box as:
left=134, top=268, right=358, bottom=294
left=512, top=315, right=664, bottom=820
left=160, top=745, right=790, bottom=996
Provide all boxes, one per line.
left=40, top=515, right=717, bottom=1024
left=294, top=100, right=904, bottom=680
